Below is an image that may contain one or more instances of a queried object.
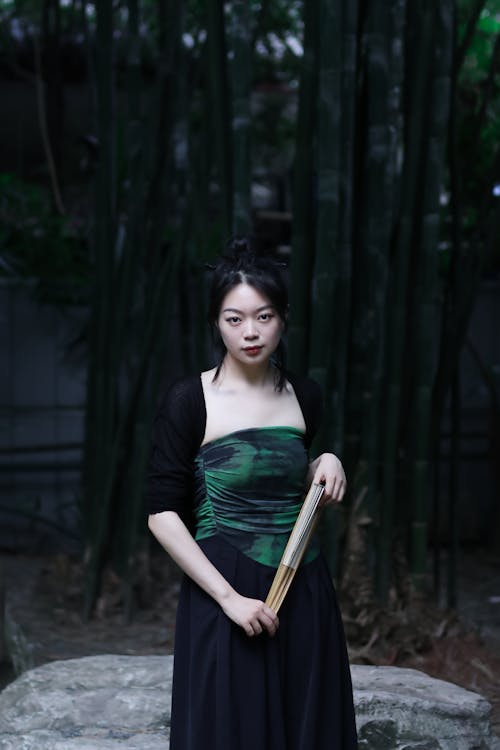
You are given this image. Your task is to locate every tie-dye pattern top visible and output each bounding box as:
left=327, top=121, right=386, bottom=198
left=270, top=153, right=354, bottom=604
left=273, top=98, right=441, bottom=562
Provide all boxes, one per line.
left=193, top=426, right=320, bottom=568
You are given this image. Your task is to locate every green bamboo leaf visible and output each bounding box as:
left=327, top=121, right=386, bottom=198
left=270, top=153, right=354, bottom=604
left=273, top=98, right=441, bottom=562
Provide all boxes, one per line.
left=477, top=14, right=500, bottom=33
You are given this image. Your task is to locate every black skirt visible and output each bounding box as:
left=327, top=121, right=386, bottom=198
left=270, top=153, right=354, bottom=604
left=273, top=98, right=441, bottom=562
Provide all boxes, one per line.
left=169, top=535, right=358, bottom=750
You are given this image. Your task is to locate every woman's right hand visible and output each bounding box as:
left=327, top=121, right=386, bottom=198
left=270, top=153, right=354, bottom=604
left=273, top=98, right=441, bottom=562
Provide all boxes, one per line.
left=148, top=512, right=279, bottom=637
left=220, top=591, right=279, bottom=637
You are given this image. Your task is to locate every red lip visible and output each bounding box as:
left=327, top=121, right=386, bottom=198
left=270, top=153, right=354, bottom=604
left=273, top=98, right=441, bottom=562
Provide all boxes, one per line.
left=243, top=346, right=263, bottom=355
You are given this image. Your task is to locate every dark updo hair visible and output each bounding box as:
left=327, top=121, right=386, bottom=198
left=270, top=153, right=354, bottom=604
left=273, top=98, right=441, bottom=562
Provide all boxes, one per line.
left=207, top=237, right=288, bottom=391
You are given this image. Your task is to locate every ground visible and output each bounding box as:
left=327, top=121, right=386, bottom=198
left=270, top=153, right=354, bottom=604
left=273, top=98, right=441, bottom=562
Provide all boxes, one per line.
left=1, top=547, right=499, bottom=737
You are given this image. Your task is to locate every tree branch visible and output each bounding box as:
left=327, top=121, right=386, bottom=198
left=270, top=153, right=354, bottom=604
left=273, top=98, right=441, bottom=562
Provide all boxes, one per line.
left=33, top=34, right=65, bottom=214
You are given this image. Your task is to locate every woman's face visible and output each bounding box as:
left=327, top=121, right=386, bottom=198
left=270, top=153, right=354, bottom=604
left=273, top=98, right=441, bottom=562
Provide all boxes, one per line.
left=217, top=283, right=284, bottom=367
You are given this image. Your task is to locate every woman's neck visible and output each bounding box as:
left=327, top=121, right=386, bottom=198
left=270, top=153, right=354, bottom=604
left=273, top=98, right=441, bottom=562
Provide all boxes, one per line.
left=217, top=355, right=276, bottom=389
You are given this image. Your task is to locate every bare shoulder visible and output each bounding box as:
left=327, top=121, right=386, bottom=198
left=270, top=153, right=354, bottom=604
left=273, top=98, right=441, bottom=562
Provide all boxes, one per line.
left=200, top=369, right=217, bottom=386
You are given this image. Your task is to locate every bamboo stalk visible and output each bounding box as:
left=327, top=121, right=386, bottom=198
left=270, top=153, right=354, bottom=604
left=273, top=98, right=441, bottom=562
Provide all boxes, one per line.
left=376, top=0, right=434, bottom=601
left=206, top=0, right=232, bottom=235
left=308, top=0, right=342, bottom=398
left=432, top=1, right=460, bottom=601
left=228, top=0, right=252, bottom=235
left=144, top=0, right=181, bottom=267
left=326, top=0, right=358, bottom=457
left=307, top=0, right=343, bottom=580
left=446, top=370, right=460, bottom=609
left=343, top=0, right=391, bottom=585
left=288, top=0, right=319, bottom=374
left=82, top=0, right=115, bottom=574
left=409, top=0, right=453, bottom=593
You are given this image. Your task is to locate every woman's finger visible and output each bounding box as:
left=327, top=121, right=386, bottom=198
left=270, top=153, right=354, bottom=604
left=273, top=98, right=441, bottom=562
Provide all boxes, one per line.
left=321, top=476, right=346, bottom=504
left=252, top=621, right=263, bottom=636
left=264, top=605, right=279, bottom=625
left=332, top=477, right=345, bottom=502
left=261, top=611, right=279, bottom=636
left=244, top=604, right=280, bottom=638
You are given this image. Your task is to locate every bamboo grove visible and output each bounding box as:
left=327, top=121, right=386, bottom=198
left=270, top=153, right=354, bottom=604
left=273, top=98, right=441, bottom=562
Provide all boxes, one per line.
left=9, top=0, right=498, bottom=619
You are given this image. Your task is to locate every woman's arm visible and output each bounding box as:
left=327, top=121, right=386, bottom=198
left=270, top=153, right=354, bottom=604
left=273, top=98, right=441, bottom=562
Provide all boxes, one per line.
left=148, top=511, right=279, bottom=637
left=308, top=453, right=346, bottom=504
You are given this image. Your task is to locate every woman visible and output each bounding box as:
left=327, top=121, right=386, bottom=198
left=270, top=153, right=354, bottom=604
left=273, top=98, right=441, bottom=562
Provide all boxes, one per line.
left=148, top=240, right=358, bottom=749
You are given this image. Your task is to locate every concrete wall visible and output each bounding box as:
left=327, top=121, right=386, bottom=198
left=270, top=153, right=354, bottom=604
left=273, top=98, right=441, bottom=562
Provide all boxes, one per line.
left=449, top=280, right=500, bottom=542
left=0, top=280, right=85, bottom=552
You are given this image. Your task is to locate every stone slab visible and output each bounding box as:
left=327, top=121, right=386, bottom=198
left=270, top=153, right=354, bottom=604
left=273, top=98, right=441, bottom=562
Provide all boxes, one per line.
left=0, top=655, right=499, bottom=750
left=353, top=665, right=499, bottom=750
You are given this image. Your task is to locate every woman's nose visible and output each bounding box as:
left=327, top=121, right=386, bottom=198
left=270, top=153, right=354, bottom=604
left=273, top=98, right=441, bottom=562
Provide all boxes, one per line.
left=244, top=321, right=258, bottom=339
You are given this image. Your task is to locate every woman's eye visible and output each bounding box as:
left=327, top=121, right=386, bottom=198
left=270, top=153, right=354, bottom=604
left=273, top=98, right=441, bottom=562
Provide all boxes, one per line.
left=259, top=313, right=274, bottom=321
left=226, top=316, right=240, bottom=324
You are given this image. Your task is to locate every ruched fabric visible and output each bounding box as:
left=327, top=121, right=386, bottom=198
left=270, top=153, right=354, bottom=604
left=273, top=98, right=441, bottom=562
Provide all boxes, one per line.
left=193, top=426, right=319, bottom=567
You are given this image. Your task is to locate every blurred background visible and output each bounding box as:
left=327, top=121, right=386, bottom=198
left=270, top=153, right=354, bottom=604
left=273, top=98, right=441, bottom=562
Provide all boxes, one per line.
left=0, top=0, right=499, bottom=712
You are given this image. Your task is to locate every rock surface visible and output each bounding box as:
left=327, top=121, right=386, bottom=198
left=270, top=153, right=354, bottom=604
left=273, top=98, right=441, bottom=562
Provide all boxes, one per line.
left=0, top=656, right=171, bottom=750
left=354, top=665, right=500, bottom=750
left=0, top=655, right=498, bottom=750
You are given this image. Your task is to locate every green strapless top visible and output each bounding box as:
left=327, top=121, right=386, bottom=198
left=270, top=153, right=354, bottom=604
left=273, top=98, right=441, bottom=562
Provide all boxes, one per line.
left=193, top=426, right=319, bottom=567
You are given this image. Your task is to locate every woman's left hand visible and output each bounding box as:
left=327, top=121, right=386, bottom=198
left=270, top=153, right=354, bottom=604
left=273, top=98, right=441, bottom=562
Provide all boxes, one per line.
left=309, top=453, right=346, bottom=504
